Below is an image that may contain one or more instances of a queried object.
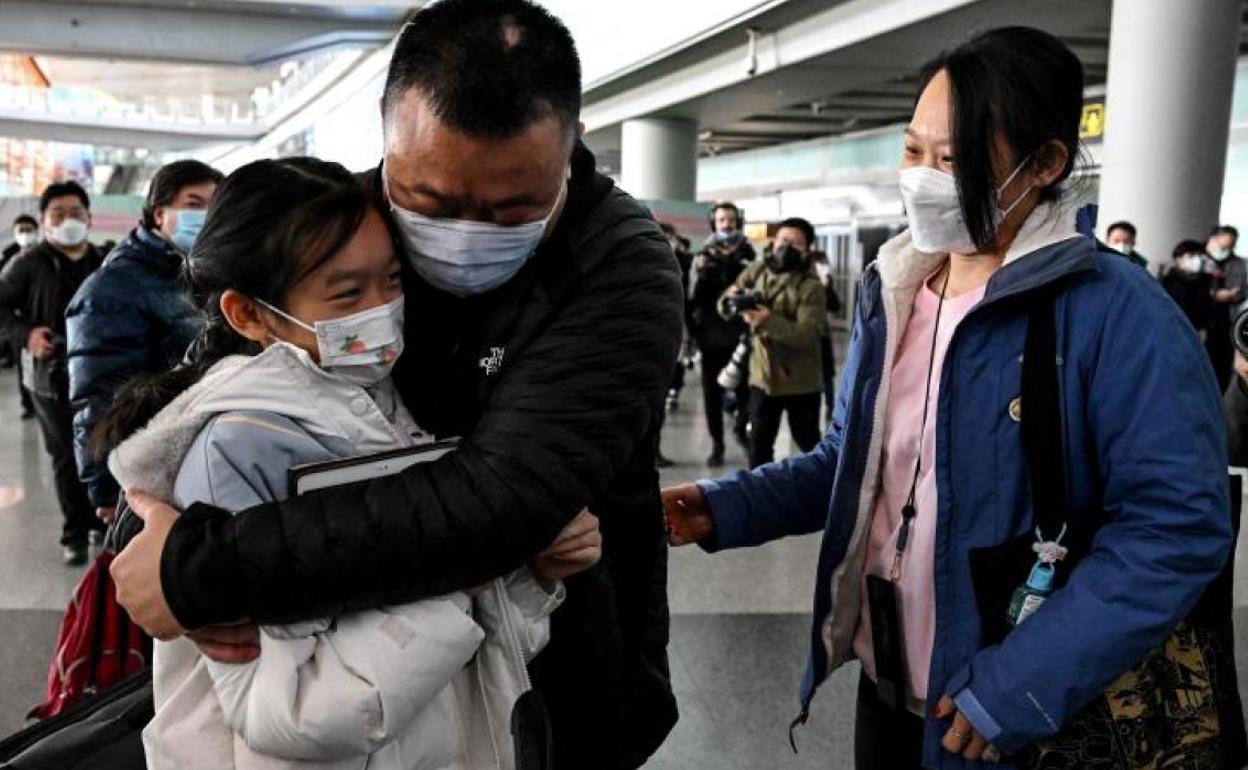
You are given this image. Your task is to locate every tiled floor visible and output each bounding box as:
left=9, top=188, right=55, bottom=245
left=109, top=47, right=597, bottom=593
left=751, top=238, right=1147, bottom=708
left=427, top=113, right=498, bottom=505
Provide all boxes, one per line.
left=1, top=346, right=1246, bottom=769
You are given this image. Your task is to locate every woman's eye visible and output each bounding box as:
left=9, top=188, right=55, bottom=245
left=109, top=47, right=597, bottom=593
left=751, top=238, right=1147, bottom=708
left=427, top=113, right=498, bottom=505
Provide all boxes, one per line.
left=331, top=288, right=361, bottom=302
left=388, top=270, right=403, bottom=284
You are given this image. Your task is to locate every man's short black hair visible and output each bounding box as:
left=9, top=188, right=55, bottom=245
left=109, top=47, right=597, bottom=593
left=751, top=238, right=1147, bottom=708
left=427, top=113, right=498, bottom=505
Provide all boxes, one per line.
left=382, top=0, right=581, bottom=139
left=1173, top=239, right=1206, bottom=259
left=778, top=217, right=816, bottom=250
left=1212, top=224, right=1240, bottom=240
left=1107, top=220, right=1136, bottom=239
left=39, top=180, right=90, bottom=213
left=142, top=160, right=225, bottom=230
left=12, top=214, right=36, bottom=229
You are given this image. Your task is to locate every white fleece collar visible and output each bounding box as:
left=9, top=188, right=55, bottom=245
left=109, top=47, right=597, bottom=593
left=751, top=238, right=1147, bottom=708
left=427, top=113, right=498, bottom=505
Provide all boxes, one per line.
left=108, top=342, right=403, bottom=500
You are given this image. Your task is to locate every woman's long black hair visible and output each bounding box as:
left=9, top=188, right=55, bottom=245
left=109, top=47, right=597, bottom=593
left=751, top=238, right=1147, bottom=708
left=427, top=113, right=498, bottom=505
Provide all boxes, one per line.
left=92, top=157, right=371, bottom=457
left=918, top=27, right=1085, bottom=251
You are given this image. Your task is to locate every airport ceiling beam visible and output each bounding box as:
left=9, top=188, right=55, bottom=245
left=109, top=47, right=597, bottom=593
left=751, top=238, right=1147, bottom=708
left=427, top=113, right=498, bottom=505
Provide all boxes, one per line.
left=0, top=1, right=398, bottom=66
left=0, top=108, right=262, bottom=151
left=580, top=0, right=981, bottom=133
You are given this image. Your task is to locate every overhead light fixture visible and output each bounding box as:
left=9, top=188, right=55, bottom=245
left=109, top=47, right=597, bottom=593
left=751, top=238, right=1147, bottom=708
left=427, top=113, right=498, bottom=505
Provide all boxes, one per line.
left=746, top=28, right=761, bottom=77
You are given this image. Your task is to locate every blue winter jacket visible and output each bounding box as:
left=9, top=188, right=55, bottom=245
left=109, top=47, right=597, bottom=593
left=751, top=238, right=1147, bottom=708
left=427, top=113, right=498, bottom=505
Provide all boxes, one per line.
left=66, top=226, right=201, bottom=507
left=699, top=204, right=1232, bottom=768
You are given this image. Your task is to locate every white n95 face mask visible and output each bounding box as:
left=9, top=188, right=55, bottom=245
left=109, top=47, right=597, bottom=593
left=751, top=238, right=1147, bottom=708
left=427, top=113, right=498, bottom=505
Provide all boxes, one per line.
left=898, top=158, right=1031, bottom=254
left=257, top=295, right=405, bottom=387
left=49, top=218, right=89, bottom=249
left=386, top=174, right=566, bottom=297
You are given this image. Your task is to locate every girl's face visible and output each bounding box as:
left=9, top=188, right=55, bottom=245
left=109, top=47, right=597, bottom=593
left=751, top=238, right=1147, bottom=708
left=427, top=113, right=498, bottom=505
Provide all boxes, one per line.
left=268, top=208, right=403, bottom=363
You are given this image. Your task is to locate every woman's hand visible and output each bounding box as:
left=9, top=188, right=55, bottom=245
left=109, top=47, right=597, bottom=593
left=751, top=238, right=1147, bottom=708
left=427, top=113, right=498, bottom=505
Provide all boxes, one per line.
left=934, top=696, right=1001, bottom=764
left=661, top=483, right=714, bottom=546
left=533, top=509, right=601, bottom=583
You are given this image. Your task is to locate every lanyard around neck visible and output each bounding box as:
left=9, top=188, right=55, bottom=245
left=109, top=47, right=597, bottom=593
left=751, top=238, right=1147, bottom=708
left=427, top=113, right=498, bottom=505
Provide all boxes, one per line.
left=890, top=265, right=951, bottom=582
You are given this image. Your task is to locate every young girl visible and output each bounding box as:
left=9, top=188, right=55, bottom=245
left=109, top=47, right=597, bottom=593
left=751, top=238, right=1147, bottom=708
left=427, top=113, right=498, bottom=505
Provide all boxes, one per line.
left=96, top=157, right=592, bottom=769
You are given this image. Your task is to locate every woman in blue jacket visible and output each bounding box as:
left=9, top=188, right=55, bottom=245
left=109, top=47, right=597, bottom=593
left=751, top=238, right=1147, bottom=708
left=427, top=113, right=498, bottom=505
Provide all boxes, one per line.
left=664, top=27, right=1233, bottom=769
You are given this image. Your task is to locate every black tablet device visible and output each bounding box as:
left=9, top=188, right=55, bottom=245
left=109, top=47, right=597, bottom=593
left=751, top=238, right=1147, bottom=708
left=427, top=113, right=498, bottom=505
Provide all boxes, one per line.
left=288, top=438, right=460, bottom=496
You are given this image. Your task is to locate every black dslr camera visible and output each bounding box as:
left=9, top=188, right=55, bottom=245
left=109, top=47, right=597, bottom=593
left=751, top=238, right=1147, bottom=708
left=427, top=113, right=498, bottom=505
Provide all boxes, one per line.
left=723, top=288, right=766, bottom=317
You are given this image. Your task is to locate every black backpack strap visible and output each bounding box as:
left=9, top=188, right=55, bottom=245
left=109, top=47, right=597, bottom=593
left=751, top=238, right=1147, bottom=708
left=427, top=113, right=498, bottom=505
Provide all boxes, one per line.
left=1021, top=286, right=1067, bottom=538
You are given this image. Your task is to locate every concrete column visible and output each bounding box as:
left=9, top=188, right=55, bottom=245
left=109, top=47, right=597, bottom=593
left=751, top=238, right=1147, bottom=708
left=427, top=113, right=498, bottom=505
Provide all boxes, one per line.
left=1097, top=0, right=1241, bottom=273
left=620, top=117, right=698, bottom=201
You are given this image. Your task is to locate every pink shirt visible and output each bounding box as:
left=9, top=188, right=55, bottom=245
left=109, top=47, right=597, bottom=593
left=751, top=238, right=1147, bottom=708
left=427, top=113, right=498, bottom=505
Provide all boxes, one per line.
left=852, top=277, right=985, bottom=705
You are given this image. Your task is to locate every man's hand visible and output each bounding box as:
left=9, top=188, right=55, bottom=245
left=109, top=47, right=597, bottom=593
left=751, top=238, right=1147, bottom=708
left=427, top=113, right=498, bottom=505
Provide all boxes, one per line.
left=190, top=619, right=261, bottom=664
left=110, top=488, right=186, bottom=640
left=934, top=695, right=1001, bottom=763
left=1235, top=351, right=1248, bottom=386
left=741, top=306, right=771, bottom=329
left=694, top=254, right=709, bottom=271
left=27, top=327, right=54, bottom=360
left=661, top=483, right=715, bottom=546
left=533, top=509, right=602, bottom=583
left=95, top=505, right=116, bottom=524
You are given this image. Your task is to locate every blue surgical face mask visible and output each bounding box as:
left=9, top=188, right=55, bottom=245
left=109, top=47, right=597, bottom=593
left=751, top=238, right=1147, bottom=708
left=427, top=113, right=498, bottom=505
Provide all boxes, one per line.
left=385, top=173, right=567, bottom=297
left=713, top=229, right=744, bottom=247
left=167, top=208, right=207, bottom=254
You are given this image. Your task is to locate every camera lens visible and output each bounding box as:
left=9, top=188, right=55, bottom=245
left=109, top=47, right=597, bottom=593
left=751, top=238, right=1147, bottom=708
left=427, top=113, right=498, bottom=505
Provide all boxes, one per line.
left=1235, top=309, right=1248, bottom=358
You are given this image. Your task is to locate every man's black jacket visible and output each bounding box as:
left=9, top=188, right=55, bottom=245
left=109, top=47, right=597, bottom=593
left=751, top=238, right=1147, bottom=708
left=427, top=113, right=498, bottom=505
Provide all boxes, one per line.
left=0, top=240, right=102, bottom=397
left=689, top=238, right=753, bottom=351
left=157, top=144, right=684, bottom=769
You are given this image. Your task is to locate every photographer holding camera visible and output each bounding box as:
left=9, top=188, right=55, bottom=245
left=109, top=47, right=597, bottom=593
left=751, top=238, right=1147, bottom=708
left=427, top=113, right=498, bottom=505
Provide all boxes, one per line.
left=690, top=202, right=755, bottom=467
left=719, top=217, right=827, bottom=468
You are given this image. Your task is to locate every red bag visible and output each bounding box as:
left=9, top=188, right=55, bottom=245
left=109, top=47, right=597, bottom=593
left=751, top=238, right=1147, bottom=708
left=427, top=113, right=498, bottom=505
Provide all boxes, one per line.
left=28, top=551, right=150, bottom=720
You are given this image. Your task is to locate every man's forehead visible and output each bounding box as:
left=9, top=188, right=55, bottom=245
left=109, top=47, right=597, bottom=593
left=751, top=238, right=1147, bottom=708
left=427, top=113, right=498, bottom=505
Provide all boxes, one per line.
left=386, top=120, right=567, bottom=206
left=46, top=197, right=84, bottom=210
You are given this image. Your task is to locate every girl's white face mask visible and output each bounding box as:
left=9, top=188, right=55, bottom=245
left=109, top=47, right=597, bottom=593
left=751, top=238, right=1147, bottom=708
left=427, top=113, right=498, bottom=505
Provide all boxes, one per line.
left=898, top=157, right=1032, bottom=254
left=257, top=295, right=405, bottom=387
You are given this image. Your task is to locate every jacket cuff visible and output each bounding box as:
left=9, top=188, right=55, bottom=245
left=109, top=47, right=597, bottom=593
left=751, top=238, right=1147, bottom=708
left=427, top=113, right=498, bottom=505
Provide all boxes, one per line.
left=87, top=475, right=121, bottom=508
left=505, top=569, right=566, bottom=619
left=953, top=687, right=1004, bottom=745
left=162, top=502, right=244, bottom=630
left=697, top=477, right=748, bottom=552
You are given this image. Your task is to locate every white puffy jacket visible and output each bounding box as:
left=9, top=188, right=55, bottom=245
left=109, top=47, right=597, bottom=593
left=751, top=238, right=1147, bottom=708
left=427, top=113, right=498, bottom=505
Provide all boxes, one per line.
left=109, top=342, right=563, bottom=769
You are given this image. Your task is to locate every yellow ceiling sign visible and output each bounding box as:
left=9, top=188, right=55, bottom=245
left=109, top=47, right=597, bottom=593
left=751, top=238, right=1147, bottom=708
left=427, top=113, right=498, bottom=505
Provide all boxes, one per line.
left=1081, top=103, right=1105, bottom=140
left=744, top=222, right=770, bottom=241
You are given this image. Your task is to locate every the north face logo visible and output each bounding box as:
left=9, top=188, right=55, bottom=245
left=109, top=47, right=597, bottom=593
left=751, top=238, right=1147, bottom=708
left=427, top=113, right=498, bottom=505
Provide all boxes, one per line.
left=479, top=347, right=505, bottom=376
